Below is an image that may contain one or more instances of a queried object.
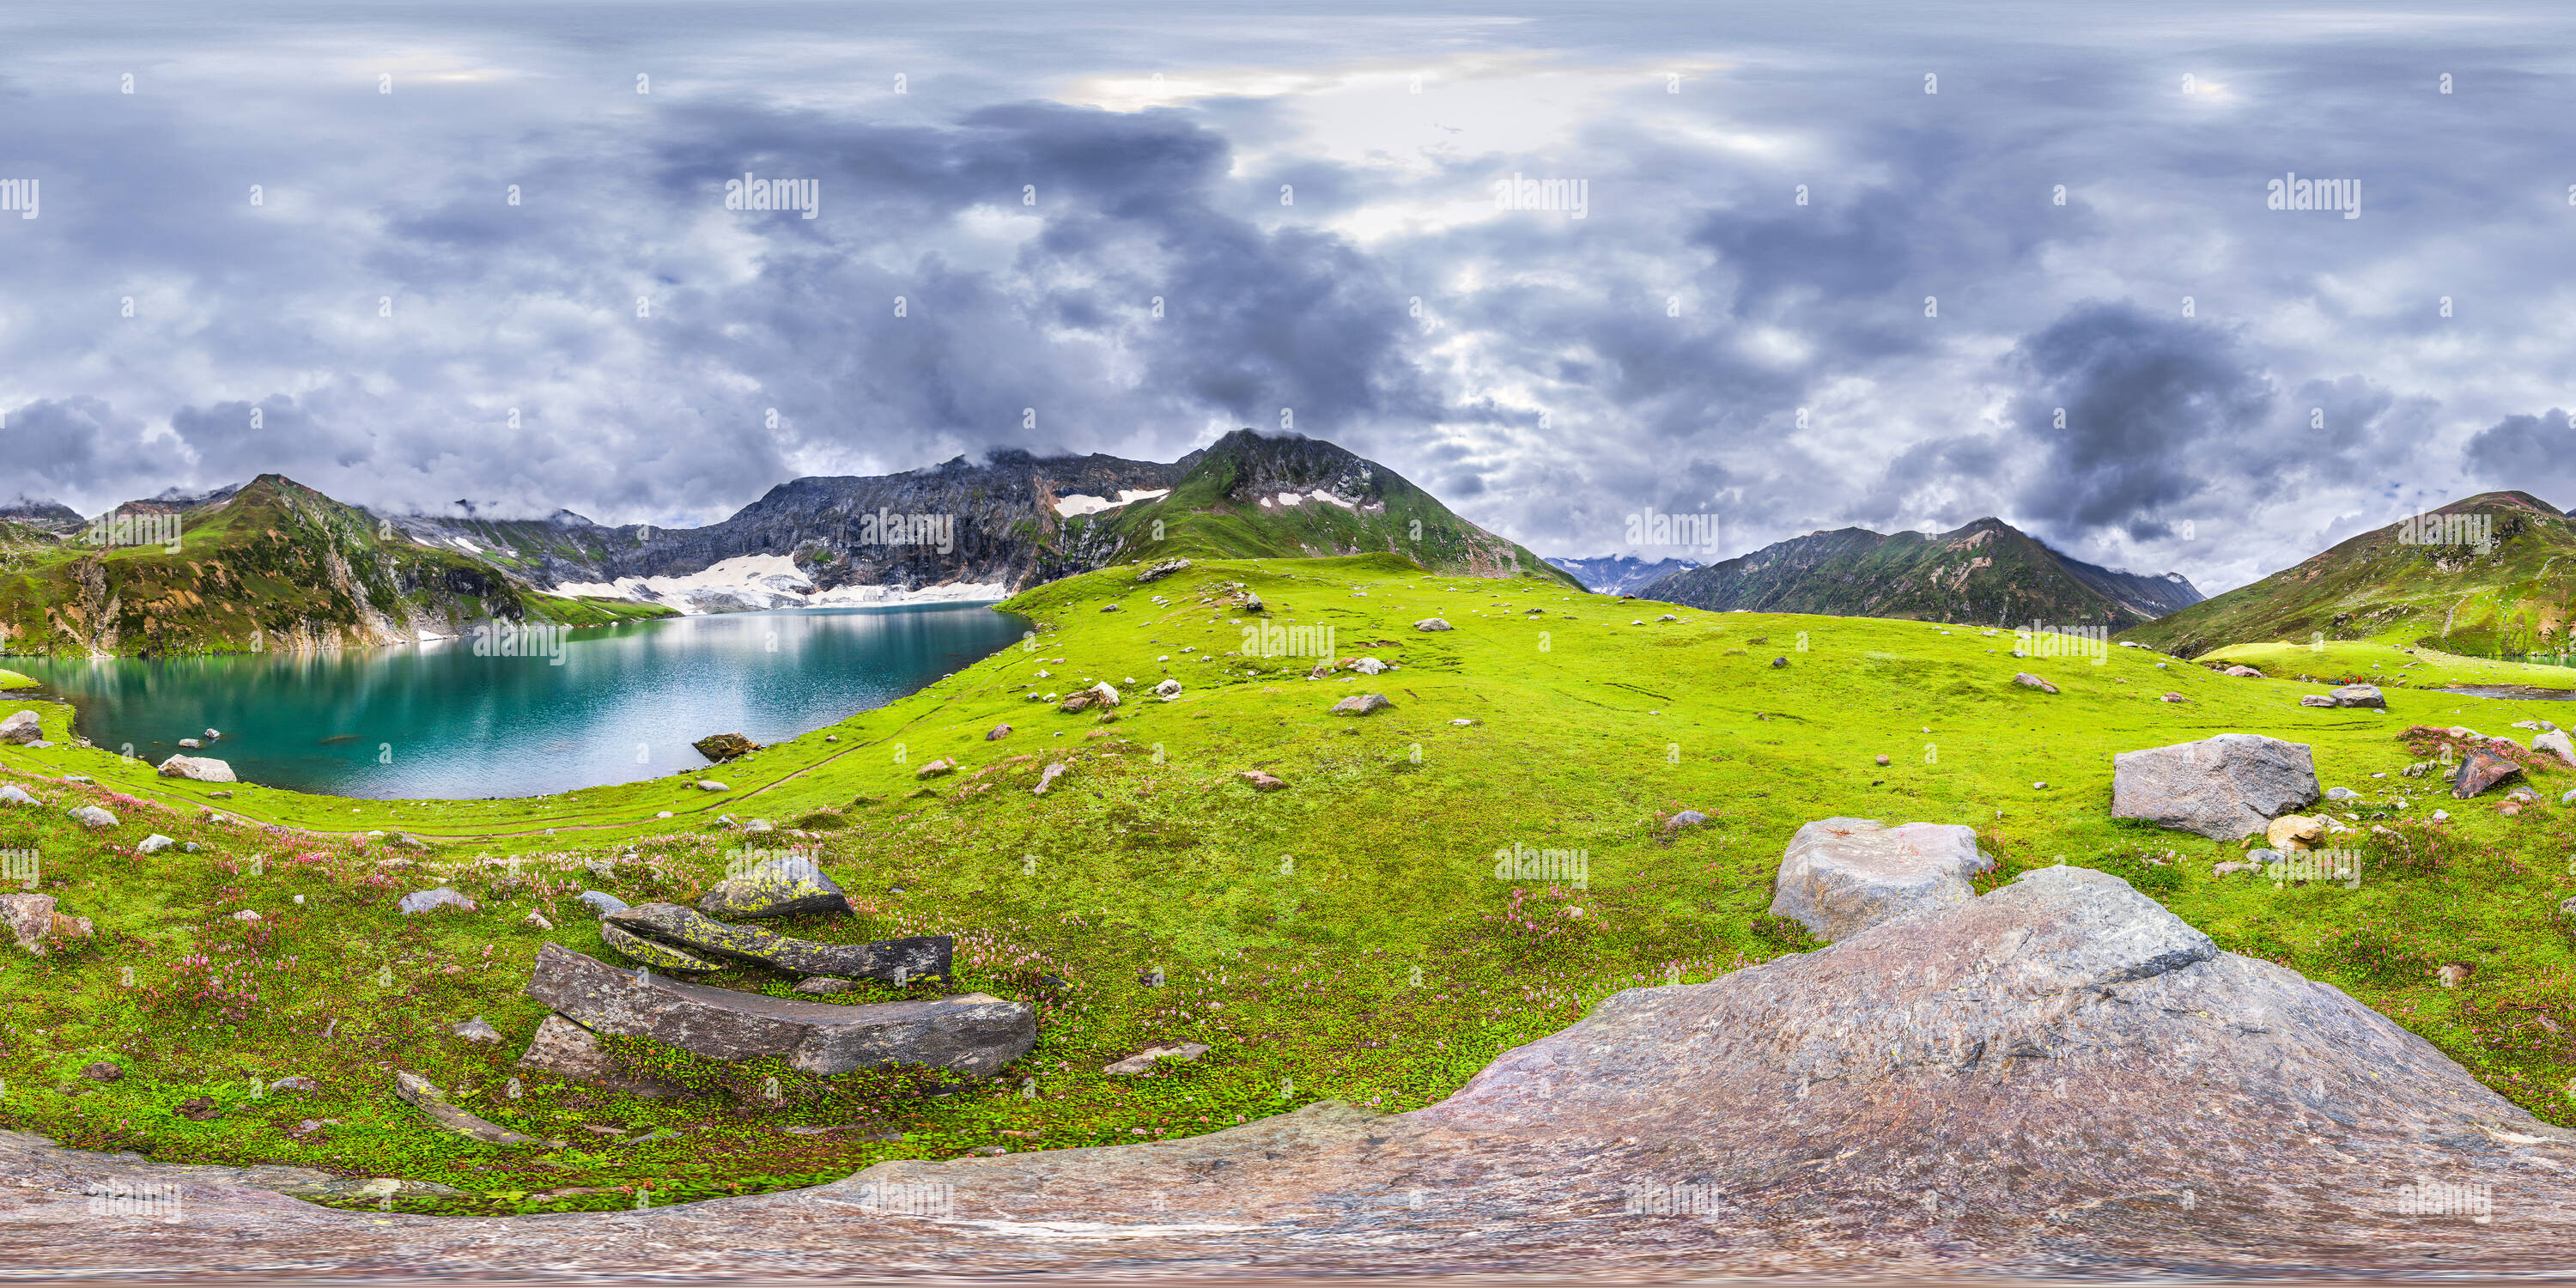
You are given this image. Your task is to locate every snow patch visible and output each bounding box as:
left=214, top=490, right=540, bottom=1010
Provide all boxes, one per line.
left=1053, top=489, right=1170, bottom=518
left=551, top=554, right=1005, bottom=614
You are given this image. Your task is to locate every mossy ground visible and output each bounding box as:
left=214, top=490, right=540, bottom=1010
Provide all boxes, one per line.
left=3, top=555, right=2573, bottom=1216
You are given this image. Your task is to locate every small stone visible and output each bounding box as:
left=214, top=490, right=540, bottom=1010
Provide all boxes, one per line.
left=693, top=732, right=759, bottom=762
left=451, top=1018, right=505, bottom=1043
left=173, top=1097, right=222, bottom=1122
left=1413, top=618, right=1453, bottom=632
left=2213, top=861, right=2254, bottom=876
left=1449, top=718, right=1479, bottom=726
left=67, top=805, right=117, bottom=829
left=0, top=786, right=33, bottom=805
left=1330, top=693, right=1393, bottom=717
left=575, top=890, right=630, bottom=916
left=987, top=725, right=1012, bottom=741
left=2265, top=815, right=2324, bottom=851
left=1874, top=754, right=1891, bottom=767
left=0, top=711, right=39, bottom=744
left=1103, top=1042, right=1212, bottom=1075
left=915, top=757, right=959, bottom=779
left=1771, top=657, right=1789, bottom=668
left=2160, top=692, right=2185, bottom=702
left=1154, top=678, right=1182, bottom=699
left=397, top=887, right=477, bottom=915
left=137, top=834, right=176, bottom=854
left=1238, top=770, right=1288, bottom=792
left=696, top=780, right=731, bottom=792
left=232, top=908, right=262, bottom=922
left=2011, top=672, right=2059, bottom=695
left=178, top=738, right=202, bottom=750
left=156, top=755, right=238, bottom=783
left=2224, top=665, right=2263, bottom=678
left=79, top=1061, right=122, bottom=1082
left=395, top=1071, right=543, bottom=1145
left=2032, top=781, right=2049, bottom=791
left=1665, top=810, right=1710, bottom=832
left=794, top=976, right=861, bottom=994
left=2299, top=695, right=2336, bottom=708
left=2431, top=809, right=2451, bottom=823
left=2324, top=787, right=2360, bottom=800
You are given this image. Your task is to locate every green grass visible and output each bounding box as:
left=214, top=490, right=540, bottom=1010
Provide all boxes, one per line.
left=0, top=669, right=33, bottom=691
left=3, top=554, right=2573, bottom=1217
left=2201, top=639, right=2576, bottom=691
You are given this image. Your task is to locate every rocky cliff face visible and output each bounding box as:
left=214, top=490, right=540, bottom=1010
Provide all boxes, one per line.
left=9, top=866, right=2567, bottom=1277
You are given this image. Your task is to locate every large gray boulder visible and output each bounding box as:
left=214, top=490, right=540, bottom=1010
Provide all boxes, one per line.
left=155, top=755, right=237, bottom=783
left=2110, top=733, right=2321, bottom=840
left=0, top=711, right=39, bottom=744
left=697, top=855, right=851, bottom=919
left=524, top=943, right=1033, bottom=1076
left=605, top=902, right=951, bottom=982
left=2329, top=683, right=2386, bottom=708
left=13, top=869, right=2576, bottom=1276
left=1769, top=817, right=1995, bottom=941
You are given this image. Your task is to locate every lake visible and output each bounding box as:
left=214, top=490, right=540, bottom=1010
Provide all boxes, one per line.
left=9, top=603, right=1030, bottom=799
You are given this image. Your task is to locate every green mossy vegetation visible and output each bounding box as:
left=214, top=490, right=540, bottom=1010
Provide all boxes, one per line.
left=2, top=554, right=2571, bottom=1218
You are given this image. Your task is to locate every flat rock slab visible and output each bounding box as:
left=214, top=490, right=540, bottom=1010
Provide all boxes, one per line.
left=515, top=1012, right=697, bottom=1097
left=2330, top=683, right=2386, bottom=708
left=525, top=943, right=1033, bottom=1076
left=605, top=902, right=951, bottom=982
left=2111, top=732, right=2321, bottom=840
left=1769, top=817, right=1993, bottom=941
left=155, top=755, right=236, bottom=783
left=392, top=1072, right=543, bottom=1146
left=696, top=857, right=850, bottom=919
left=17, top=865, right=2576, bottom=1277
left=2452, top=747, right=2524, bottom=798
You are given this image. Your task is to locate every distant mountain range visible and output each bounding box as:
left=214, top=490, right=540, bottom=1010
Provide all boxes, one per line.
left=2118, top=490, right=2576, bottom=659
left=0, top=429, right=1576, bottom=656
left=1636, top=517, right=2203, bottom=631
left=1544, top=555, right=1704, bottom=595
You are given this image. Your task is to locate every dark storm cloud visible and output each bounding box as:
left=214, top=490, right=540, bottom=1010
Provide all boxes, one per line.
left=2004, top=301, right=2273, bottom=543
left=2464, top=410, right=2576, bottom=508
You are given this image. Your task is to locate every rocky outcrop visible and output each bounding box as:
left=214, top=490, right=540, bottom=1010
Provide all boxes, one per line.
left=0, top=711, right=39, bottom=744
left=603, top=902, right=951, bottom=982
left=696, top=856, right=850, bottom=919
left=524, top=944, right=1032, bottom=1076
left=2111, top=733, right=2321, bottom=840
left=691, top=733, right=757, bottom=762
left=514, top=1012, right=697, bottom=1097
left=1768, top=817, right=1994, bottom=940
left=15, top=866, right=2574, bottom=1277
left=1330, top=693, right=1392, bottom=716
left=2330, top=683, right=2386, bottom=708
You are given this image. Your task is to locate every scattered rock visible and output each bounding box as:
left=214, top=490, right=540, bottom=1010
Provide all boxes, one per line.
left=178, top=738, right=202, bottom=750
left=2159, top=692, right=2185, bottom=702
left=2264, top=815, right=2324, bottom=851
left=693, top=733, right=759, bottom=762
left=697, top=855, right=852, bottom=919
left=2011, top=672, right=2059, bottom=695
left=2534, top=729, right=2576, bottom=769
left=525, top=943, right=1036, bottom=1076
left=1873, top=754, right=1891, bottom=767
left=1664, top=811, right=1710, bottom=832
left=915, top=757, right=958, bottom=779
left=2329, top=684, right=2385, bottom=708
left=2109, top=733, right=2321, bottom=841
left=1770, top=657, right=1789, bottom=668
left=1035, top=762, right=1070, bottom=795
left=2212, top=861, right=2254, bottom=877
left=794, top=976, right=860, bottom=995
left=514, top=1012, right=696, bottom=1097
left=2451, top=748, right=2523, bottom=799
left=450, top=1018, right=505, bottom=1044
left=2431, top=809, right=2451, bottom=823
left=1153, top=679, right=1182, bottom=699
left=1330, top=693, right=1393, bottom=717
left=2324, top=787, right=2360, bottom=800
left=1238, top=770, right=1288, bottom=792
left=986, top=725, right=1012, bottom=741
left=155, top=755, right=237, bottom=783
left=1768, top=817, right=1996, bottom=942
left=1101, top=604, right=1122, bottom=613
left=394, top=1071, right=543, bottom=1145
left=1348, top=658, right=1388, bottom=676
left=2436, top=962, right=2475, bottom=988
left=136, top=834, right=176, bottom=854
left=574, top=890, right=630, bottom=917
left=0, top=786, right=33, bottom=805
left=1134, top=558, right=1191, bottom=583
left=1413, top=618, right=1453, bottom=632
left=2223, top=665, right=2263, bottom=678
left=0, top=711, right=40, bottom=744
left=0, top=893, right=92, bottom=953
left=397, top=887, right=477, bottom=915
left=2298, top=695, right=2336, bottom=708
left=67, top=805, right=118, bottom=829
left=1104, top=1042, right=1212, bottom=1076
left=696, top=780, right=731, bottom=792
left=173, top=1097, right=222, bottom=1122
left=79, top=1061, right=122, bottom=1082
left=601, top=920, right=721, bottom=971
left=607, top=902, right=952, bottom=982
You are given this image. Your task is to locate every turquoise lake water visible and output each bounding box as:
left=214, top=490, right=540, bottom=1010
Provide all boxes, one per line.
left=9, top=603, right=1030, bottom=799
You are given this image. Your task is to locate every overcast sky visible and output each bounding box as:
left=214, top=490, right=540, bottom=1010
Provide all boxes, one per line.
left=5, top=0, right=2573, bottom=592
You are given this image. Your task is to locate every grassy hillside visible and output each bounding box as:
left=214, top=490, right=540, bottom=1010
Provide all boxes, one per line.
left=1, top=555, right=2571, bottom=1218
left=1084, top=430, right=1583, bottom=591
left=2122, top=491, right=2576, bottom=659
left=1640, top=517, right=2198, bottom=629
left=0, top=477, right=671, bottom=657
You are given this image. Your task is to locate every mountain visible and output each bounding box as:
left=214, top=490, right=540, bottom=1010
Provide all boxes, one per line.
left=1545, top=555, right=1703, bottom=595
left=392, top=428, right=1579, bottom=612
left=2117, top=490, right=2576, bottom=659
left=0, top=432, right=1574, bottom=654
left=0, top=495, right=85, bottom=535
left=0, top=477, right=671, bottom=657
left=1637, top=517, right=2202, bottom=631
